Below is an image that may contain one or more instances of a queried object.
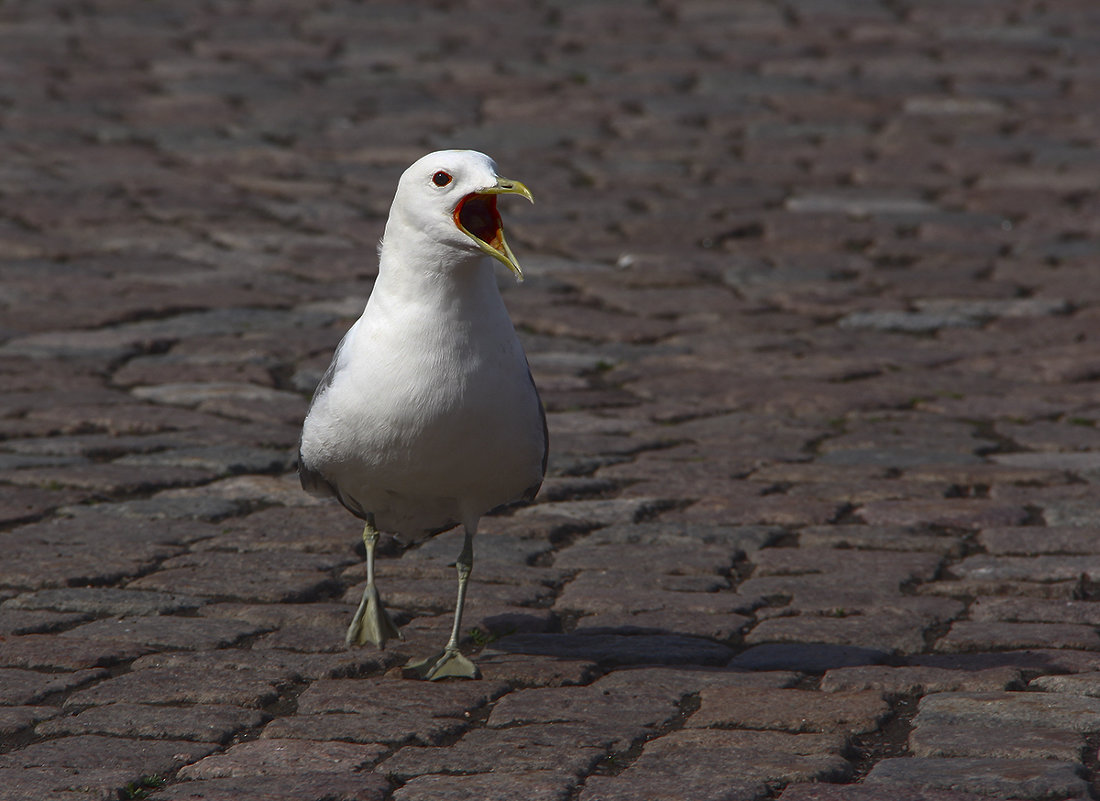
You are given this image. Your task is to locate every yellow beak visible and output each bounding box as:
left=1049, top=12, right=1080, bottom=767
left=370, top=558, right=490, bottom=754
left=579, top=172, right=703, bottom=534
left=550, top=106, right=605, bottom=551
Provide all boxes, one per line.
left=454, top=176, right=534, bottom=281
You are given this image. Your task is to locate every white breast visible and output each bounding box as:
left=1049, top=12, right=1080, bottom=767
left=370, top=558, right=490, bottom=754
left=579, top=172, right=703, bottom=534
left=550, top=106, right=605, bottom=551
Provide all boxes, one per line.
left=299, top=259, right=545, bottom=536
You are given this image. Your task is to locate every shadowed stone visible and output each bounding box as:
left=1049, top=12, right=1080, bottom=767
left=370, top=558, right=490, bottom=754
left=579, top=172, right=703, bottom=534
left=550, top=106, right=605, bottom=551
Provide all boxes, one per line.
left=728, top=643, right=889, bottom=672
left=488, top=632, right=733, bottom=667
left=821, top=666, right=1021, bottom=695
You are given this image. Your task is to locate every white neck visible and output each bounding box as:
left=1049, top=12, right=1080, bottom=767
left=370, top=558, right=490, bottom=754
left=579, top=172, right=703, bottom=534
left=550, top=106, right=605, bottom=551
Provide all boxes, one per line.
left=372, top=216, right=503, bottom=315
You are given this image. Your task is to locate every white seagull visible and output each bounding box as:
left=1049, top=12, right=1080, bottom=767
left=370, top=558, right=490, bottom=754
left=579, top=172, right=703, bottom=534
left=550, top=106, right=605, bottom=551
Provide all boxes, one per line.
left=298, top=150, right=547, bottom=680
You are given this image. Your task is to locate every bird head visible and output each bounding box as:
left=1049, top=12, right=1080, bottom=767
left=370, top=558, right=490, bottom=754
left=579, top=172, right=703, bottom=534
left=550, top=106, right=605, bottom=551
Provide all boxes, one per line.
left=390, top=150, right=534, bottom=280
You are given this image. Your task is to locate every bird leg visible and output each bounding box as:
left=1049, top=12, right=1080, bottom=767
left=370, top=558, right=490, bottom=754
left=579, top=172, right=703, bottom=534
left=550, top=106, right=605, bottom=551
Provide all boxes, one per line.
left=346, top=520, right=403, bottom=648
left=407, top=526, right=480, bottom=680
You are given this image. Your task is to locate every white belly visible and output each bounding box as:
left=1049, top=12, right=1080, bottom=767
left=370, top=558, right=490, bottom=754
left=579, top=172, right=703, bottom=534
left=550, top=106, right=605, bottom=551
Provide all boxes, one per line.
left=300, top=292, right=545, bottom=536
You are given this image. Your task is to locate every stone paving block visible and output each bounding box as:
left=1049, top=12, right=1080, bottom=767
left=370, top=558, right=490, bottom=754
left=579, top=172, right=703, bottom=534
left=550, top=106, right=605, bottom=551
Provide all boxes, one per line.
left=64, top=667, right=281, bottom=709
left=59, top=495, right=241, bottom=522
left=864, top=757, right=1089, bottom=800
left=474, top=653, right=601, bottom=687
left=935, top=621, right=1100, bottom=652
left=179, top=738, right=386, bottom=779
left=0, top=635, right=154, bottom=670
left=163, top=473, right=332, bottom=509
left=295, top=677, right=506, bottom=718
left=0, top=766, right=138, bottom=801
left=948, top=554, right=1100, bottom=583
left=0, top=463, right=214, bottom=494
left=554, top=570, right=749, bottom=615
left=112, top=443, right=292, bottom=474
left=487, top=680, right=680, bottom=736
left=969, top=598, right=1100, bottom=626
left=250, top=623, right=352, bottom=653
left=406, top=526, right=558, bottom=569
left=0, top=486, right=88, bottom=526
left=757, top=587, right=963, bottom=622
left=779, top=784, right=1007, bottom=801
left=910, top=650, right=1100, bottom=677
left=1029, top=672, right=1100, bottom=697
left=915, top=691, right=1100, bottom=734
left=0, top=734, right=216, bottom=774
left=821, top=666, right=1022, bottom=695
left=594, top=666, right=801, bottom=702
left=379, top=724, right=612, bottom=780
left=35, top=702, right=269, bottom=743
left=196, top=600, right=350, bottom=631
left=128, top=550, right=344, bottom=603
left=737, top=570, right=936, bottom=605
left=572, top=608, right=750, bottom=641
left=916, top=577, right=1082, bottom=601
left=392, top=771, right=576, bottom=801
left=262, top=711, right=467, bottom=747
left=150, top=773, right=390, bottom=801
left=0, top=667, right=109, bottom=705
left=0, top=705, right=61, bottom=738
left=264, top=677, right=501, bottom=745
left=729, top=643, right=890, bottom=672
left=409, top=600, right=556, bottom=641
left=797, top=525, right=964, bottom=555
left=909, top=721, right=1084, bottom=760
left=0, top=608, right=91, bottom=635
left=745, top=610, right=935, bottom=653
left=57, top=615, right=264, bottom=651
left=192, top=504, right=383, bottom=555
left=0, top=523, right=186, bottom=589
left=131, top=645, right=395, bottom=683
left=486, top=632, right=734, bottom=667
left=513, top=497, right=667, bottom=528
left=857, top=499, right=1028, bottom=529
left=2, top=587, right=207, bottom=616
left=687, top=686, right=889, bottom=735
left=581, top=729, right=851, bottom=801
left=553, top=535, right=736, bottom=574
left=978, top=526, right=1100, bottom=555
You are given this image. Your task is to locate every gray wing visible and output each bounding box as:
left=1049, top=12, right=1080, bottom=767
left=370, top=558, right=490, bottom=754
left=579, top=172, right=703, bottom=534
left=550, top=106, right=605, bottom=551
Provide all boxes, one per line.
left=519, top=362, right=549, bottom=503
left=297, top=332, right=369, bottom=519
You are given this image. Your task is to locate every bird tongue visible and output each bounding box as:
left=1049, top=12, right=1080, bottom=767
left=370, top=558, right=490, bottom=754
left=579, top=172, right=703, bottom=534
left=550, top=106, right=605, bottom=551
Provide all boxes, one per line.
left=455, top=193, right=505, bottom=254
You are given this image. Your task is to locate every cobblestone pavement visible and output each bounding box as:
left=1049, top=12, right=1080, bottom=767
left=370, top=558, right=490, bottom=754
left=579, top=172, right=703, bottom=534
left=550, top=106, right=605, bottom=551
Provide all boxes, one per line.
left=2, top=1, right=1100, bottom=799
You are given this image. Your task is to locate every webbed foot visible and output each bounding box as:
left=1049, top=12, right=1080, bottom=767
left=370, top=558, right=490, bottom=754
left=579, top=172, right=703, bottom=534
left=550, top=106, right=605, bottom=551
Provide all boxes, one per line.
left=346, top=583, right=403, bottom=648
left=405, top=648, right=480, bottom=680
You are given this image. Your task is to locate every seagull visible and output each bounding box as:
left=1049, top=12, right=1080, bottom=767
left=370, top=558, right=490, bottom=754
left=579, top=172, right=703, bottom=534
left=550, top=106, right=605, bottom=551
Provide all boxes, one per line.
left=298, top=150, right=547, bottom=680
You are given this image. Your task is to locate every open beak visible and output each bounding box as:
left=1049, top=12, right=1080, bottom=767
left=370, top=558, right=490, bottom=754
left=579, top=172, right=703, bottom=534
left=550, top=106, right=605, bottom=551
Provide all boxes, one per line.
left=453, top=176, right=534, bottom=281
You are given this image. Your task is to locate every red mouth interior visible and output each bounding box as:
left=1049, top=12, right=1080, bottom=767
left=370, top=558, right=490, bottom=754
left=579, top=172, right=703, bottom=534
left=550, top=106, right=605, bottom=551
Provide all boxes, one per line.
left=455, top=194, right=504, bottom=253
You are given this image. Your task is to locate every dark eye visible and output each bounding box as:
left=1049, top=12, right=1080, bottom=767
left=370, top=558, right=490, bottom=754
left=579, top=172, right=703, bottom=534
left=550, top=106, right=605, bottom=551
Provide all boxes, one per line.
left=432, top=171, right=452, bottom=187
